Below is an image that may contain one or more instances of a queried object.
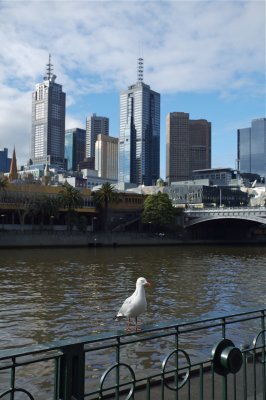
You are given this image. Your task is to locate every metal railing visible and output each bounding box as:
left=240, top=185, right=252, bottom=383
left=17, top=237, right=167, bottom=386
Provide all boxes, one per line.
left=0, top=308, right=265, bottom=400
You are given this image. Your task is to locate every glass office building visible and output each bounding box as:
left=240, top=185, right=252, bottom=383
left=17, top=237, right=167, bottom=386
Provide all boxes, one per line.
left=119, top=81, right=160, bottom=186
left=237, top=118, right=266, bottom=178
left=65, top=128, right=86, bottom=171
left=0, top=148, right=11, bottom=173
left=31, top=56, right=66, bottom=168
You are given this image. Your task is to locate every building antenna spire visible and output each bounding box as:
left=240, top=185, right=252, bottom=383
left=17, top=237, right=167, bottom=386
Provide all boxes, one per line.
left=45, top=54, right=53, bottom=80
left=137, top=57, right=144, bottom=83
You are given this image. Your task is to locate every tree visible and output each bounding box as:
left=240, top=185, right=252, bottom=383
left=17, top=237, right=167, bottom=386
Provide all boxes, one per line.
left=92, top=182, right=120, bottom=231
left=29, top=195, right=59, bottom=229
left=15, top=195, right=35, bottom=230
left=142, top=192, right=175, bottom=230
left=0, top=175, right=9, bottom=198
left=57, top=183, right=84, bottom=230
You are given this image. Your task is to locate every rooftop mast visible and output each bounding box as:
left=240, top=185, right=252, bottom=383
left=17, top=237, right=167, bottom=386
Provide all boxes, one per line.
left=137, top=57, right=144, bottom=83
left=44, top=54, right=56, bottom=81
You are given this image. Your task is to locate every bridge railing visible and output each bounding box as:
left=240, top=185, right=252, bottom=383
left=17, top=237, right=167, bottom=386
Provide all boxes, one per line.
left=0, top=308, right=265, bottom=400
left=185, top=206, right=266, bottom=215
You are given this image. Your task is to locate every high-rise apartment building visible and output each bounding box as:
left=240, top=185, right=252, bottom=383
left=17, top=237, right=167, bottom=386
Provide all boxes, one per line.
left=65, top=128, right=86, bottom=171
left=95, top=134, right=118, bottom=180
left=119, top=59, right=160, bottom=186
left=86, top=114, right=109, bottom=159
left=31, top=55, right=66, bottom=168
left=237, top=118, right=266, bottom=178
left=166, top=112, right=211, bottom=183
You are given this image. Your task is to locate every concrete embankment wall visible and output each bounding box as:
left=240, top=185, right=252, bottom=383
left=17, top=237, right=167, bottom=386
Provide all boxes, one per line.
left=0, top=231, right=180, bottom=248
left=1, top=231, right=266, bottom=248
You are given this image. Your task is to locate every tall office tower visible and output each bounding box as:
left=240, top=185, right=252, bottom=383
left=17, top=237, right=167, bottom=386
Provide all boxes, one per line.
left=237, top=118, right=266, bottom=178
left=31, top=55, right=66, bottom=168
left=119, top=58, right=160, bottom=186
left=95, top=134, right=119, bottom=180
left=189, top=119, right=211, bottom=172
left=166, top=112, right=211, bottom=184
left=65, top=128, right=86, bottom=171
left=86, top=114, right=109, bottom=159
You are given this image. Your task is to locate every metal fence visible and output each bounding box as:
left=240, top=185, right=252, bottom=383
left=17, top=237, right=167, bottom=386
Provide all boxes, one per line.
left=0, top=308, right=265, bottom=400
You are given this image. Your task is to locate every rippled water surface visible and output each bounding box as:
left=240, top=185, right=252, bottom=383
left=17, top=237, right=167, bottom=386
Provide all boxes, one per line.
left=0, top=244, right=265, bottom=350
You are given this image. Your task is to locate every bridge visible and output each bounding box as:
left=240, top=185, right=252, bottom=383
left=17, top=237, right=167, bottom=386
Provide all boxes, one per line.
left=184, top=206, right=266, bottom=228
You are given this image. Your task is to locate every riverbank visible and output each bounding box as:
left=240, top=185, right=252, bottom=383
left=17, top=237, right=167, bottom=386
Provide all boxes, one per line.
left=1, top=230, right=266, bottom=248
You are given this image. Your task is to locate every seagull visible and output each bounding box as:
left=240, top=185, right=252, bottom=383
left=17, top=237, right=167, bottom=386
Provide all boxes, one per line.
left=115, top=277, right=150, bottom=332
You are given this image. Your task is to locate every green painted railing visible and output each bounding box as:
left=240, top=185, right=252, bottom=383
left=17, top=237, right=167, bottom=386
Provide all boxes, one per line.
left=0, top=308, right=265, bottom=399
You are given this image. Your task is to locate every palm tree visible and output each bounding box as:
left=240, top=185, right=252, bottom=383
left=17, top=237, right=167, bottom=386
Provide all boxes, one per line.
left=92, top=182, right=120, bottom=231
left=57, top=183, right=84, bottom=230
left=30, top=195, right=59, bottom=229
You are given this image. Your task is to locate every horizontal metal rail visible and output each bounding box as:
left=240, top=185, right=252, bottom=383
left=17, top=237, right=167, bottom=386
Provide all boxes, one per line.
left=0, top=307, right=265, bottom=400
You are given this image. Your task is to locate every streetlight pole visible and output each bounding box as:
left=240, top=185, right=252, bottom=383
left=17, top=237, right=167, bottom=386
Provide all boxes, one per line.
left=92, top=217, right=97, bottom=232
left=1, top=214, right=5, bottom=230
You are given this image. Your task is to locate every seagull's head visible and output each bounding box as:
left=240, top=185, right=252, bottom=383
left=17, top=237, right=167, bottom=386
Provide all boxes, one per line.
left=136, top=277, right=150, bottom=287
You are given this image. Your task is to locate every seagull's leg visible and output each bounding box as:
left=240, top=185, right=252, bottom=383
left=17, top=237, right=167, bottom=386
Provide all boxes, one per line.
left=126, top=318, right=131, bottom=332
left=135, top=317, right=141, bottom=332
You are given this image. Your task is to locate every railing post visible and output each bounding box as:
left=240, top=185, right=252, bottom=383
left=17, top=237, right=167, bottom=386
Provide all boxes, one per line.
left=58, top=343, right=85, bottom=400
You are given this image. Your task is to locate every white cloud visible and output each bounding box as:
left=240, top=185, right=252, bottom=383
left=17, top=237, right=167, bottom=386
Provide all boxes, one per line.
left=0, top=85, right=32, bottom=166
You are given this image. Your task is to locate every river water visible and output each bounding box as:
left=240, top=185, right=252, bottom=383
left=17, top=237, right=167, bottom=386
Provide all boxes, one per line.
left=1, top=244, right=265, bottom=348
left=0, top=245, right=265, bottom=397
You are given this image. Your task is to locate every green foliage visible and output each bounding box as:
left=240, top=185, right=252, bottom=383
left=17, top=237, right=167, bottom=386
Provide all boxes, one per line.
left=142, top=192, right=175, bottom=226
left=92, top=182, right=119, bottom=209
left=0, top=175, right=9, bottom=194
left=57, top=183, right=84, bottom=211
left=92, top=182, right=120, bottom=231
left=57, top=183, right=84, bottom=231
left=29, top=195, right=59, bottom=226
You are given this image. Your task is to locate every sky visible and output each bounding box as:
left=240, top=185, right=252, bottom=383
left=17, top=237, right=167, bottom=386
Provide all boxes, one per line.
left=0, top=0, right=265, bottom=179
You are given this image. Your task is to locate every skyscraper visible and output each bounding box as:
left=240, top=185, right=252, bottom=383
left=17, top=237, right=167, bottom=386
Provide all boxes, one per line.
left=31, top=55, right=66, bottom=168
left=65, top=128, right=86, bottom=171
left=86, top=114, right=109, bottom=159
left=119, top=58, right=160, bottom=186
left=237, top=118, right=266, bottom=178
left=95, top=134, right=118, bottom=180
left=166, top=112, right=211, bottom=184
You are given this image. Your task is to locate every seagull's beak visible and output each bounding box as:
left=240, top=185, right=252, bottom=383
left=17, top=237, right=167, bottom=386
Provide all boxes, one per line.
left=145, top=281, right=151, bottom=287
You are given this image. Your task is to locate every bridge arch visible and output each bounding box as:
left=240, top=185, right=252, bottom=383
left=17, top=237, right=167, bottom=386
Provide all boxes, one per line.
left=185, top=215, right=266, bottom=228
left=183, top=209, right=266, bottom=241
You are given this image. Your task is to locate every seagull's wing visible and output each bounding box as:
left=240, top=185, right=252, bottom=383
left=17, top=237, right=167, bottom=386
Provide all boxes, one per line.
left=116, top=292, right=136, bottom=318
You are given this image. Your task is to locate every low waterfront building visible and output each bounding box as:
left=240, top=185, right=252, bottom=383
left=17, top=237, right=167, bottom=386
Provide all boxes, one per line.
left=192, top=168, right=243, bottom=187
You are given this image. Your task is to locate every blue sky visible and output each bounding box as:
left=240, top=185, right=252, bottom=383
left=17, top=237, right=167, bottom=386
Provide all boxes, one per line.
left=0, top=0, right=265, bottom=179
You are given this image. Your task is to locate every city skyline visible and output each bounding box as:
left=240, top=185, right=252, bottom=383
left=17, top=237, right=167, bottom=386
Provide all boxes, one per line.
left=0, top=0, right=265, bottom=179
